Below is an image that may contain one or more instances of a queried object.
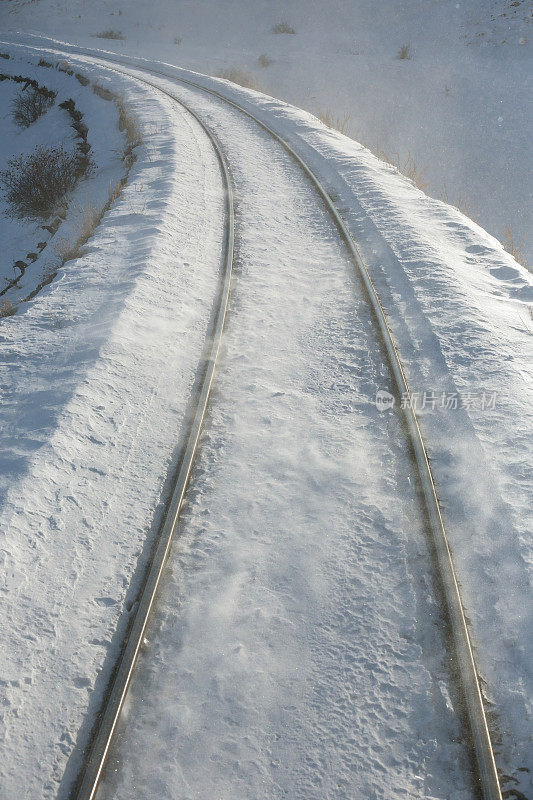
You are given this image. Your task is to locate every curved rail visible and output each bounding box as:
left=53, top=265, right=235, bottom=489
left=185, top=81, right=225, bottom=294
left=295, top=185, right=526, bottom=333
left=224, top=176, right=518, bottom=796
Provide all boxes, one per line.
left=99, top=57, right=502, bottom=800
left=72, top=80, right=235, bottom=800
left=0, top=39, right=501, bottom=800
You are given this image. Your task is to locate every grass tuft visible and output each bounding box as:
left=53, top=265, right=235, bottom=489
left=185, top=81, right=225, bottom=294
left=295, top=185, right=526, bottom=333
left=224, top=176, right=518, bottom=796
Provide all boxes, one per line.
left=216, top=67, right=262, bottom=91
left=317, top=109, right=351, bottom=135
left=94, top=29, right=124, bottom=40
left=397, top=43, right=412, bottom=60
left=258, top=53, right=274, bottom=68
left=373, top=146, right=428, bottom=191
left=271, top=21, right=296, bottom=34
left=502, top=225, right=528, bottom=267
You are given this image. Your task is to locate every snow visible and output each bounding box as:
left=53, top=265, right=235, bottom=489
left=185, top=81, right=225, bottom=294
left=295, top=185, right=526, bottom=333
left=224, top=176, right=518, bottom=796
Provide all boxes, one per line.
left=0, top=50, right=225, bottom=799
left=94, top=71, right=475, bottom=800
left=0, top=6, right=530, bottom=800
left=1, top=0, right=531, bottom=266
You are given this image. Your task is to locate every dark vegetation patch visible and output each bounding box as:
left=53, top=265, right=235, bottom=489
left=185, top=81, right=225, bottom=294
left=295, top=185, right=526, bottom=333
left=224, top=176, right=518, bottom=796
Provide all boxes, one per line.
left=0, top=145, right=81, bottom=220
left=12, top=86, right=55, bottom=127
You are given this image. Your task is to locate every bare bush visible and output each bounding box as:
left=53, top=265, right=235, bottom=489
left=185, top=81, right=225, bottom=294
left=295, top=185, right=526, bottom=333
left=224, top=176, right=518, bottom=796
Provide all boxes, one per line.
left=272, top=21, right=296, bottom=34
left=317, top=109, right=351, bottom=135
left=0, top=145, right=79, bottom=220
left=94, top=29, right=124, bottom=40
left=174, top=36, right=182, bottom=45
left=216, top=67, right=262, bottom=91
left=12, top=87, right=54, bottom=127
left=502, top=225, right=528, bottom=267
left=397, top=43, right=412, bottom=60
left=258, top=53, right=274, bottom=68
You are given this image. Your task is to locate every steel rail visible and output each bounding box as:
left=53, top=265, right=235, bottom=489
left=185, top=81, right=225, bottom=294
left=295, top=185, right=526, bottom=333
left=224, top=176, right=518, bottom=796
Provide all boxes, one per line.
left=70, top=79, right=235, bottom=800
left=0, top=39, right=501, bottom=800
left=93, top=57, right=501, bottom=800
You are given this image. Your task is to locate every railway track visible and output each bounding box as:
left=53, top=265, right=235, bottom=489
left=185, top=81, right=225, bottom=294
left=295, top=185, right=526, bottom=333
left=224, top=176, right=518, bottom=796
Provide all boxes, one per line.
left=3, top=41, right=503, bottom=800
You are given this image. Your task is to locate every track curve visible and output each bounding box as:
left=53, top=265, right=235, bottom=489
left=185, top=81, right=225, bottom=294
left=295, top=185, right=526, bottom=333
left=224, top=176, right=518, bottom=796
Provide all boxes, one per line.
left=0, top=40, right=501, bottom=800
left=86, top=55, right=502, bottom=800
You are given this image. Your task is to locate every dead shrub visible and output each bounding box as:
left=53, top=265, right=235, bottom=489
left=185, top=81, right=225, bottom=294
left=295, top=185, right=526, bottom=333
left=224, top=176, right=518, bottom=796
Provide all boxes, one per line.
left=272, top=22, right=296, bottom=34
left=12, top=87, right=54, bottom=127
left=216, top=67, right=262, bottom=91
left=0, top=145, right=79, bottom=220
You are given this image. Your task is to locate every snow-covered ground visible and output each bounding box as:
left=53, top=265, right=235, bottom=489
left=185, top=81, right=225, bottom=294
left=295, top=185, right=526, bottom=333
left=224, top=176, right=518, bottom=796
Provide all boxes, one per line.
left=0, top=49, right=225, bottom=799
left=1, top=0, right=531, bottom=266
left=0, top=10, right=531, bottom=800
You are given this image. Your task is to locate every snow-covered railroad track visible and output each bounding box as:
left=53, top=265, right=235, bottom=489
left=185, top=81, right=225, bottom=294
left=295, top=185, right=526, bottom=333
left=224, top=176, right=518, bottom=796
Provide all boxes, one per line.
left=69, top=58, right=501, bottom=800
left=0, top=42, right=507, bottom=800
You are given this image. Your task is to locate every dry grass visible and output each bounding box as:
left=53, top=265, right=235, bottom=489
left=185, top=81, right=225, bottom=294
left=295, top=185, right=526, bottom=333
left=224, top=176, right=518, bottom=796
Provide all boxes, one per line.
left=57, top=59, right=73, bottom=74
left=502, top=225, right=528, bottom=267
left=94, top=29, right=124, bottom=40
left=397, top=43, right=412, bottom=60
left=216, top=67, right=262, bottom=91
left=272, top=21, right=296, bottom=34
left=440, top=186, right=478, bottom=222
left=317, top=109, right=351, bottom=135
left=373, top=146, right=428, bottom=191
left=52, top=180, right=124, bottom=266
left=258, top=53, right=274, bottom=68
left=116, top=96, right=143, bottom=160
left=92, top=83, right=142, bottom=163
left=0, top=299, right=15, bottom=318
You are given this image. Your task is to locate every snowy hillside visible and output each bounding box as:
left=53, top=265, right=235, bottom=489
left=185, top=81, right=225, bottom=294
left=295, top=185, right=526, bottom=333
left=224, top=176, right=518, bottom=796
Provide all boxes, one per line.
left=1, top=0, right=531, bottom=265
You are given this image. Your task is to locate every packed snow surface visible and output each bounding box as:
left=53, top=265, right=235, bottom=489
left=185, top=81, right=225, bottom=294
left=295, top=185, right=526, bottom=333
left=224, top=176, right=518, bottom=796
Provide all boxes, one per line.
left=0, top=18, right=531, bottom=800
